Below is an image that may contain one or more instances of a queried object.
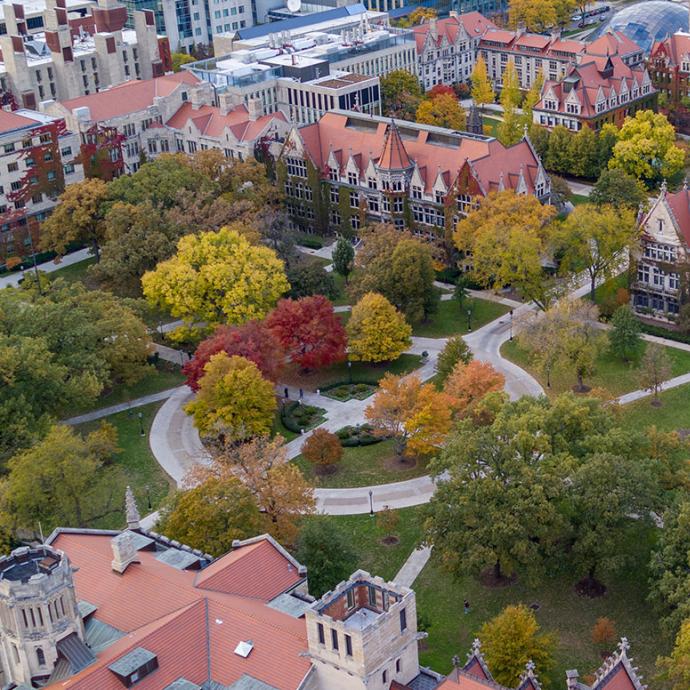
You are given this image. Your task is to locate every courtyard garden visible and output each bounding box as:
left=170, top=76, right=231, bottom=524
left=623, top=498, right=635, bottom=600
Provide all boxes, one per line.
left=412, top=297, right=510, bottom=338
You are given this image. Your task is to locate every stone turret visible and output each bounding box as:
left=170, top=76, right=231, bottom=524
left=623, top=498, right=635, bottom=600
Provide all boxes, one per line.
left=125, top=486, right=140, bottom=530
left=0, top=545, right=85, bottom=686
left=466, top=103, right=483, bottom=135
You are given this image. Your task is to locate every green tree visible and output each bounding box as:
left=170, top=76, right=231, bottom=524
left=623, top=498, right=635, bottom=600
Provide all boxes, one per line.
left=295, top=519, right=356, bottom=598
left=497, top=107, right=523, bottom=147
left=569, top=126, right=599, bottom=179
left=649, top=501, right=690, bottom=636
left=479, top=605, right=557, bottom=687
left=609, top=110, right=685, bottom=187
left=425, top=408, right=567, bottom=585
left=157, top=477, right=263, bottom=557
left=557, top=203, right=637, bottom=301
left=286, top=261, right=338, bottom=301
left=454, top=191, right=558, bottom=310
left=0, top=423, right=123, bottom=535
left=657, top=620, right=690, bottom=690
left=185, top=353, right=277, bottom=439
left=590, top=168, right=647, bottom=210
left=332, top=236, right=355, bottom=284
left=435, top=336, right=473, bottom=384
left=171, top=52, right=195, bottom=72
left=544, top=125, right=573, bottom=174
left=347, top=293, right=412, bottom=362
left=380, top=69, right=422, bottom=119
left=639, top=344, right=673, bottom=405
left=471, top=54, right=494, bottom=108
left=609, top=305, right=642, bottom=363
left=40, top=178, right=109, bottom=261
left=142, top=226, right=289, bottom=340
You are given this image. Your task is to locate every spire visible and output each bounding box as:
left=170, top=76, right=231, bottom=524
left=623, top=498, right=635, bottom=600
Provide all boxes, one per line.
left=467, top=103, right=483, bottom=136
left=377, top=119, right=412, bottom=171
left=125, top=486, right=140, bottom=530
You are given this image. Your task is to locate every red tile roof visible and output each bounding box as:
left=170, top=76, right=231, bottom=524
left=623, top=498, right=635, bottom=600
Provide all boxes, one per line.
left=0, top=109, right=45, bottom=134
left=378, top=120, right=412, bottom=170
left=656, top=186, right=690, bottom=245
left=651, top=31, right=690, bottom=68
left=412, top=12, right=496, bottom=53
left=60, top=71, right=200, bottom=122
left=295, top=112, right=544, bottom=196
left=46, top=531, right=311, bottom=689
left=586, top=30, right=642, bottom=59
left=166, top=101, right=286, bottom=141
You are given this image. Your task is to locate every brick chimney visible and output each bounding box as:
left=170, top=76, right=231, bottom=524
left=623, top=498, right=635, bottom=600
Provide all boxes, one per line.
left=247, top=97, right=263, bottom=121
left=111, top=531, right=139, bottom=574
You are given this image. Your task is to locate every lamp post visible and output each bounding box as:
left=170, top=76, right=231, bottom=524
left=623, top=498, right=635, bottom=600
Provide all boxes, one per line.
left=145, top=485, right=152, bottom=510
left=137, top=411, right=145, bottom=437
left=466, top=308, right=472, bottom=332
left=509, top=309, right=514, bottom=341
left=348, top=360, right=353, bottom=384
left=369, top=489, right=374, bottom=517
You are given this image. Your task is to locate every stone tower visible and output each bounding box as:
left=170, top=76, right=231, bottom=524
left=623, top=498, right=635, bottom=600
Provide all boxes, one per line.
left=0, top=545, right=85, bottom=686
left=466, top=103, right=483, bottom=135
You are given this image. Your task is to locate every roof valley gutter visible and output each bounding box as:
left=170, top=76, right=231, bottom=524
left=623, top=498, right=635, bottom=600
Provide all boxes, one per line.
left=204, top=597, right=212, bottom=685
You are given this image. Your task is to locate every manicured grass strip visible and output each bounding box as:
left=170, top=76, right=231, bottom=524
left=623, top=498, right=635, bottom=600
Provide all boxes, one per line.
left=310, top=506, right=424, bottom=582
left=620, top=382, right=690, bottom=433
left=415, top=524, right=664, bottom=685
left=76, top=401, right=175, bottom=530
left=413, top=298, right=510, bottom=338
left=292, top=439, right=431, bottom=488
left=501, top=339, right=690, bottom=398
left=48, top=256, right=97, bottom=284
left=570, top=193, right=590, bottom=206
left=331, top=273, right=350, bottom=306
left=272, top=413, right=299, bottom=442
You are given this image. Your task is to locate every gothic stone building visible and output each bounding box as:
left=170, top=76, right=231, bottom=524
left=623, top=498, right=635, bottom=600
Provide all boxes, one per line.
left=631, top=182, right=690, bottom=322
left=276, top=109, right=550, bottom=260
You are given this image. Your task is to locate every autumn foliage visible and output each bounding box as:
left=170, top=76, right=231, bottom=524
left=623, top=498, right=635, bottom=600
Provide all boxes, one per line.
left=184, top=321, right=284, bottom=391
left=365, top=373, right=453, bottom=457
left=591, top=617, right=616, bottom=648
left=301, top=429, right=343, bottom=471
left=267, top=296, right=347, bottom=370
left=444, top=360, right=505, bottom=415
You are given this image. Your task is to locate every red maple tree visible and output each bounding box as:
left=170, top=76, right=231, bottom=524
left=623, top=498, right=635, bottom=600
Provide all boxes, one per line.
left=183, top=320, right=285, bottom=391
left=266, top=295, right=347, bottom=370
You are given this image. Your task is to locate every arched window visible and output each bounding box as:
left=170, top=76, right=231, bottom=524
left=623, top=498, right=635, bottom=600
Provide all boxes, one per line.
left=36, top=647, right=45, bottom=666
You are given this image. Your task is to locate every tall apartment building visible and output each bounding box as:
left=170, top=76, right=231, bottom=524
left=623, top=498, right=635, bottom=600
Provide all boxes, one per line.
left=0, top=108, right=83, bottom=269
left=0, top=0, right=171, bottom=110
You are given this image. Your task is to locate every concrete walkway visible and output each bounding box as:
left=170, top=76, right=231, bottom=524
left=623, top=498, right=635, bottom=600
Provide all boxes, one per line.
left=394, top=546, right=433, bottom=587
left=63, top=388, right=179, bottom=425
left=616, top=372, right=690, bottom=405
left=0, top=248, right=92, bottom=288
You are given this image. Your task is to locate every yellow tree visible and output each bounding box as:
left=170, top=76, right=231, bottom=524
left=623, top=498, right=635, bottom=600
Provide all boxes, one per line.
left=509, top=0, right=557, bottom=31
left=522, top=70, right=545, bottom=126
left=365, top=373, right=453, bottom=457
left=471, top=55, right=494, bottom=108
left=40, top=178, right=110, bottom=261
left=454, top=191, right=558, bottom=310
left=657, top=619, right=690, bottom=690
left=185, top=353, right=277, bottom=439
left=347, top=292, right=412, bottom=362
left=416, top=94, right=467, bottom=130
left=500, top=59, right=520, bottom=111
left=608, top=111, right=686, bottom=187
left=142, top=226, right=288, bottom=339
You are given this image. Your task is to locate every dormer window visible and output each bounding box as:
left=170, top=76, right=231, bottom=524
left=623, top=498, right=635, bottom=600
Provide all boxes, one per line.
left=347, top=171, right=358, bottom=186
left=544, top=99, right=557, bottom=111
left=435, top=192, right=444, bottom=204
left=368, top=177, right=377, bottom=190
left=566, top=103, right=579, bottom=114
left=109, top=647, right=158, bottom=687
left=411, top=186, right=422, bottom=200
left=329, top=166, right=339, bottom=181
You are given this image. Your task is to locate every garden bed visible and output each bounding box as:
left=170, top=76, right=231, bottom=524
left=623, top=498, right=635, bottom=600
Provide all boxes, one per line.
left=280, top=401, right=327, bottom=434
left=335, top=424, right=381, bottom=447
left=321, top=382, right=377, bottom=402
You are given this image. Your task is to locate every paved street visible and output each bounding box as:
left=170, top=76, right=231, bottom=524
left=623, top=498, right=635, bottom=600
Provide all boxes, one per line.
left=0, top=248, right=91, bottom=288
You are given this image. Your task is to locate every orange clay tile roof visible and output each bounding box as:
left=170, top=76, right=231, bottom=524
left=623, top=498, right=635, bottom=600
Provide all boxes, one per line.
left=651, top=31, right=690, bottom=67
left=296, top=112, right=543, bottom=196
left=195, top=538, right=301, bottom=599
left=166, top=101, right=287, bottom=141
left=412, top=12, right=496, bottom=53
left=665, top=187, right=690, bottom=245
left=377, top=120, right=412, bottom=170
left=60, top=71, right=200, bottom=122
left=586, top=30, right=642, bottom=58
left=0, top=109, right=47, bottom=134
left=46, top=532, right=311, bottom=689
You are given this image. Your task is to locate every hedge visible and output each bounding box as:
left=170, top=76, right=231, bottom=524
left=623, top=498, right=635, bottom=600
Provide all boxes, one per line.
left=336, top=424, right=383, bottom=447
left=639, top=322, right=690, bottom=346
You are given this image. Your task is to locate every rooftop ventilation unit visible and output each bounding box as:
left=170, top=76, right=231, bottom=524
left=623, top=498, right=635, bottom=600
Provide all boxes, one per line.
left=234, top=640, right=254, bottom=658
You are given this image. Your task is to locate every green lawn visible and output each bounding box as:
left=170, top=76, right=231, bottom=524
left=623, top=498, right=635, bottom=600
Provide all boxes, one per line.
left=332, top=272, right=350, bottom=306
left=502, top=339, right=690, bottom=398
left=413, top=298, right=510, bottom=338
left=415, top=524, right=664, bottom=684
left=76, top=401, right=175, bottom=529
left=311, top=506, right=425, bottom=582
left=281, top=354, right=423, bottom=391
left=272, top=413, right=299, bottom=442
left=570, top=193, right=590, bottom=206
left=292, top=440, right=431, bottom=488
left=620, top=382, right=690, bottom=433
left=49, top=256, right=97, bottom=285
left=63, top=362, right=185, bottom=417
left=483, top=116, right=501, bottom=137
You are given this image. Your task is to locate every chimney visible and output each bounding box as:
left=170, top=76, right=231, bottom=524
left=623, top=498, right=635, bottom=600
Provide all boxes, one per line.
left=111, top=531, right=139, bottom=574
left=565, top=670, right=579, bottom=689
left=247, top=97, right=262, bottom=121
left=125, top=486, right=140, bottom=530
left=429, top=17, right=437, bottom=40
left=218, top=92, right=234, bottom=116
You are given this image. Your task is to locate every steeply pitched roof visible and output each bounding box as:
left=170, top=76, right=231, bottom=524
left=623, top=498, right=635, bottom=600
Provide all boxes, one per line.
left=60, top=72, right=200, bottom=122
left=586, top=30, right=642, bottom=59
left=664, top=184, right=690, bottom=245
left=46, top=531, right=310, bottom=689
left=651, top=31, right=690, bottom=68
left=378, top=120, right=412, bottom=170
left=412, top=12, right=496, bottom=53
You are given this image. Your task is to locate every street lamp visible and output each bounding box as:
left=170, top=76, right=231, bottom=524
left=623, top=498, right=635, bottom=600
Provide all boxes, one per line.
left=369, top=489, right=374, bottom=517
left=137, top=411, right=145, bottom=437
left=509, top=309, right=514, bottom=341
left=145, top=485, right=152, bottom=510
left=466, top=308, right=472, bottom=332
left=348, top=360, right=353, bottom=384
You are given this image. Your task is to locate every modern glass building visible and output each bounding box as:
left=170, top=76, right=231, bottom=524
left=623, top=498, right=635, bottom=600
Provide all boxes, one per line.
left=401, top=0, right=506, bottom=19
left=590, top=1, right=689, bottom=54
